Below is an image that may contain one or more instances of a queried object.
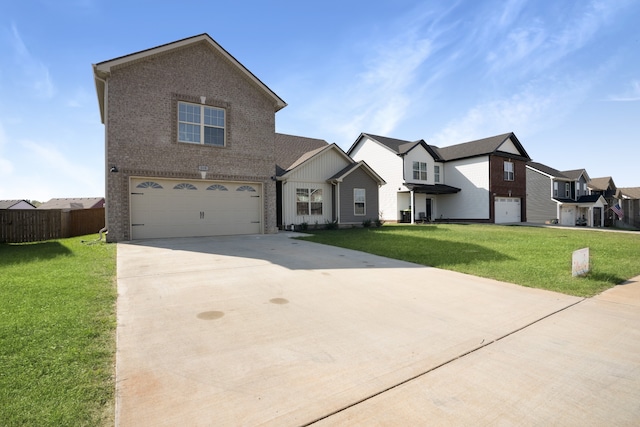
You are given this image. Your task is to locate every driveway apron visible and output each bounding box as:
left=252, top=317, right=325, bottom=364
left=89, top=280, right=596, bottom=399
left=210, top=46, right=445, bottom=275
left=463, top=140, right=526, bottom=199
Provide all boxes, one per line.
left=115, top=233, right=640, bottom=426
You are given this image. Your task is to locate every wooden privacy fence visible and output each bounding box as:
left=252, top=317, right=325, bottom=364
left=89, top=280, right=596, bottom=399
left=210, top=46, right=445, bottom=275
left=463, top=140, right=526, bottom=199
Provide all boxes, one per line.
left=0, top=208, right=105, bottom=243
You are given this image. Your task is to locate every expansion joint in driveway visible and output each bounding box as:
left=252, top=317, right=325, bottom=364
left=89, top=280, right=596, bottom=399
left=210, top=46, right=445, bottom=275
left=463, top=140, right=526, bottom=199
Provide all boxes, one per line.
left=301, top=297, right=586, bottom=427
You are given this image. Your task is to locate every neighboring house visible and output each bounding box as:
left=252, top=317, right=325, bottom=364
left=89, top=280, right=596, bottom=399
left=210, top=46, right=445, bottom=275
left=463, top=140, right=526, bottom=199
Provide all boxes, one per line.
left=93, top=34, right=287, bottom=241
left=37, top=197, right=105, bottom=210
left=588, top=177, right=619, bottom=227
left=0, top=200, right=36, bottom=210
left=348, top=132, right=531, bottom=224
left=275, top=133, right=385, bottom=229
left=619, top=187, right=640, bottom=229
left=526, top=164, right=607, bottom=227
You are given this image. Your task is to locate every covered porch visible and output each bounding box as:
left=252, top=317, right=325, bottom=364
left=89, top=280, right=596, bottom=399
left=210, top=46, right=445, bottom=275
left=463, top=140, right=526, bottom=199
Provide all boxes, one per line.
left=399, top=183, right=461, bottom=224
left=556, top=195, right=607, bottom=227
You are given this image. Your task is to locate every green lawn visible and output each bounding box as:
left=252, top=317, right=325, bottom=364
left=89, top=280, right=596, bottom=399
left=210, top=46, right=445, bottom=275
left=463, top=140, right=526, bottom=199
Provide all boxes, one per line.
left=0, top=235, right=116, bottom=427
left=298, top=224, right=640, bottom=297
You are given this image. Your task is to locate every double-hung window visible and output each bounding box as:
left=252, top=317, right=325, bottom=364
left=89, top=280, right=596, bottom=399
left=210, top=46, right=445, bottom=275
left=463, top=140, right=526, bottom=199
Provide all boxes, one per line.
left=296, top=188, right=323, bottom=215
left=553, top=182, right=559, bottom=197
left=434, top=165, right=440, bottom=183
left=504, top=161, right=514, bottom=181
left=413, top=161, right=427, bottom=181
left=178, top=101, right=225, bottom=146
left=354, top=188, right=366, bottom=215
left=565, top=183, right=570, bottom=198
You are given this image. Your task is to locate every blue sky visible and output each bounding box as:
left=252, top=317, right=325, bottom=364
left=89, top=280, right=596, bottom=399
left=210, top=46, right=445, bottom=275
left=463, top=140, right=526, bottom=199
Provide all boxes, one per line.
left=1, top=0, right=638, bottom=202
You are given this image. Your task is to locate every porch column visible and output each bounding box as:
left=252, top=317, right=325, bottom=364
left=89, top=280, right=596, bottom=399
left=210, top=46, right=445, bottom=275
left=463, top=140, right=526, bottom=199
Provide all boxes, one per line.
left=410, top=190, right=415, bottom=224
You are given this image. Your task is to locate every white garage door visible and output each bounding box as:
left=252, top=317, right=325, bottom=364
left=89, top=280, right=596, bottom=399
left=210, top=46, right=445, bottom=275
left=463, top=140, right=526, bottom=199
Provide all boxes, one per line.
left=130, top=178, right=262, bottom=239
left=495, top=197, right=521, bottom=223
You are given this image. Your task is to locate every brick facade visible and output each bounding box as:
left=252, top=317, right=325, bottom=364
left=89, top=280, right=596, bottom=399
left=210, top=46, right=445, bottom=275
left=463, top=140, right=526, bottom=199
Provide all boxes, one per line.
left=489, top=155, right=528, bottom=222
left=99, top=38, right=282, bottom=241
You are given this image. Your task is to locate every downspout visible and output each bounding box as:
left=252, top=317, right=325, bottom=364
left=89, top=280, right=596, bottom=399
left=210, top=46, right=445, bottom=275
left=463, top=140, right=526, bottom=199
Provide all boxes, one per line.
left=94, top=70, right=109, bottom=239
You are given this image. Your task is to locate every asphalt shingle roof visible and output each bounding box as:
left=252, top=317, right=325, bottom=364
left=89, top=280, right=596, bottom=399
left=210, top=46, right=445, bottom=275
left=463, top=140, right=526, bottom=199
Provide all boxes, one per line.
left=435, top=132, right=530, bottom=161
left=527, top=162, right=568, bottom=178
left=274, top=133, right=330, bottom=175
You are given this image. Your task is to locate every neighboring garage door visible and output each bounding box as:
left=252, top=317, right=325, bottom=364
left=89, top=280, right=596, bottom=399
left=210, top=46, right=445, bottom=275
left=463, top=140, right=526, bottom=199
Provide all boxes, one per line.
left=494, top=197, right=521, bottom=223
left=130, top=178, right=262, bottom=239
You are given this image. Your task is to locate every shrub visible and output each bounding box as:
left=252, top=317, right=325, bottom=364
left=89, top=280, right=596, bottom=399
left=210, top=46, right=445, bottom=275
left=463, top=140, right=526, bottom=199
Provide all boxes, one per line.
left=325, top=219, right=339, bottom=230
left=362, top=218, right=372, bottom=228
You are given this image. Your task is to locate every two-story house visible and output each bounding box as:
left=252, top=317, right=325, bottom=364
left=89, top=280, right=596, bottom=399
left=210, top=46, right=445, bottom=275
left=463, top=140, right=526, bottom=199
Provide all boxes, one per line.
left=526, top=163, right=607, bottom=227
left=347, top=132, right=531, bottom=224
left=94, top=34, right=383, bottom=241
left=588, top=177, right=620, bottom=227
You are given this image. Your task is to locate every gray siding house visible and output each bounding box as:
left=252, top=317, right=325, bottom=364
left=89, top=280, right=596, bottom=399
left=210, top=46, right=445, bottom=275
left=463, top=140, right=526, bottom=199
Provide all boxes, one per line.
left=526, top=162, right=607, bottom=227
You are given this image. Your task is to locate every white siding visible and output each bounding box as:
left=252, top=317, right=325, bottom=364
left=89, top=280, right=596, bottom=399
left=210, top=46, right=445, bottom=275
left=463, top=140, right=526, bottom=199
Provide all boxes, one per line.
left=282, top=181, right=334, bottom=226
left=286, top=149, right=350, bottom=182
left=282, top=147, right=350, bottom=226
left=404, top=146, right=437, bottom=184
left=497, top=137, right=521, bottom=155
left=438, top=157, right=490, bottom=219
left=351, top=137, right=404, bottom=221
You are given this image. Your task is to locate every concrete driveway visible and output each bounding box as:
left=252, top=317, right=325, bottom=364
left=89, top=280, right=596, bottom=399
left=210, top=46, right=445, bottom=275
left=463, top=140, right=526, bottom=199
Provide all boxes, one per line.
left=116, top=233, right=640, bottom=426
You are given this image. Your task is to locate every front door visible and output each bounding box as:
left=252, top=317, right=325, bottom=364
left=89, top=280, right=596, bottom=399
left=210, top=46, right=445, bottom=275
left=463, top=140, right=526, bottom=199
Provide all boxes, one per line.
left=426, top=198, right=432, bottom=222
left=593, top=207, right=602, bottom=227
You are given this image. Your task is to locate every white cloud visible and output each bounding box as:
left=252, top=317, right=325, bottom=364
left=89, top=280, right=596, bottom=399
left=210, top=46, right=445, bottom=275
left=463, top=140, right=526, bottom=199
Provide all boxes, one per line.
left=608, top=80, right=640, bottom=102
left=21, top=139, right=101, bottom=195
left=429, top=76, right=590, bottom=146
left=10, top=24, right=56, bottom=99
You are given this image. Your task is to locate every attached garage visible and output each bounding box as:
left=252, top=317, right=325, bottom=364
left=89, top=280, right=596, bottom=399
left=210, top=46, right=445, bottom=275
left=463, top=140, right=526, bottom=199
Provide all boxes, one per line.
left=494, top=197, right=521, bottom=223
left=130, top=178, right=262, bottom=239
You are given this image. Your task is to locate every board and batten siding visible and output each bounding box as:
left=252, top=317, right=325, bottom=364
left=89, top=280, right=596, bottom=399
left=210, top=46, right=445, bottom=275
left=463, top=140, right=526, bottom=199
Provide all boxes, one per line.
left=338, top=167, right=380, bottom=224
left=526, top=167, right=558, bottom=223
left=350, top=137, right=404, bottom=221
left=438, top=157, right=490, bottom=219
left=281, top=148, right=351, bottom=226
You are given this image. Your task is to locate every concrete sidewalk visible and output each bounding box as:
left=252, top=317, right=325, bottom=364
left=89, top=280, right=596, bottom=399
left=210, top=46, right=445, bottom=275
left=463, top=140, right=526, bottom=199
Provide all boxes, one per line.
left=115, top=233, right=640, bottom=426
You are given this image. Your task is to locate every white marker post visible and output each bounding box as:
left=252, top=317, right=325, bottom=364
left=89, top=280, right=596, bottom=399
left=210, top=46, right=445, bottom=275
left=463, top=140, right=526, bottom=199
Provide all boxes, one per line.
left=572, top=247, right=590, bottom=277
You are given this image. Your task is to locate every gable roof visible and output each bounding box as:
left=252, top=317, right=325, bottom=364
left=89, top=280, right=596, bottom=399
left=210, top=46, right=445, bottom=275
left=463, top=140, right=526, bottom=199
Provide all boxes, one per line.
left=434, top=132, right=531, bottom=162
left=274, top=133, right=331, bottom=175
left=620, top=187, right=640, bottom=199
left=38, top=197, right=105, bottom=210
left=329, top=161, right=386, bottom=185
left=93, top=33, right=287, bottom=123
left=0, top=200, right=36, bottom=209
left=352, top=133, right=443, bottom=160
left=527, top=162, right=568, bottom=179
left=562, top=169, right=590, bottom=182
left=588, top=176, right=616, bottom=192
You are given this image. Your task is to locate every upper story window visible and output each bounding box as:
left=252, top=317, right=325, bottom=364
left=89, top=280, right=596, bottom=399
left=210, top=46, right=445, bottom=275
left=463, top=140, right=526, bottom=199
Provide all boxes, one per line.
left=565, top=183, right=570, bottom=198
left=354, top=188, right=366, bottom=216
left=178, top=101, right=225, bottom=146
left=553, top=182, right=559, bottom=197
left=413, top=161, right=427, bottom=181
left=503, top=161, right=514, bottom=181
left=434, top=165, right=440, bottom=183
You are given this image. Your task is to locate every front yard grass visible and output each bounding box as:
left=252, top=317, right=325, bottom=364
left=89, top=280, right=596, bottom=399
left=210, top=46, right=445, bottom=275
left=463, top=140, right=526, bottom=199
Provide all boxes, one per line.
left=0, top=235, right=116, bottom=427
left=298, top=224, right=640, bottom=297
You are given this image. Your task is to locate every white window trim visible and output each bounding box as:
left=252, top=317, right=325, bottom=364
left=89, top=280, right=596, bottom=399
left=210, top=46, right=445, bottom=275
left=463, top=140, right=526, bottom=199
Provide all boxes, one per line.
left=354, top=188, right=366, bottom=216
left=178, top=101, right=226, bottom=146
left=504, top=161, right=514, bottom=181
left=296, top=188, right=323, bottom=216
left=434, top=165, right=440, bottom=183
left=412, top=161, right=427, bottom=181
